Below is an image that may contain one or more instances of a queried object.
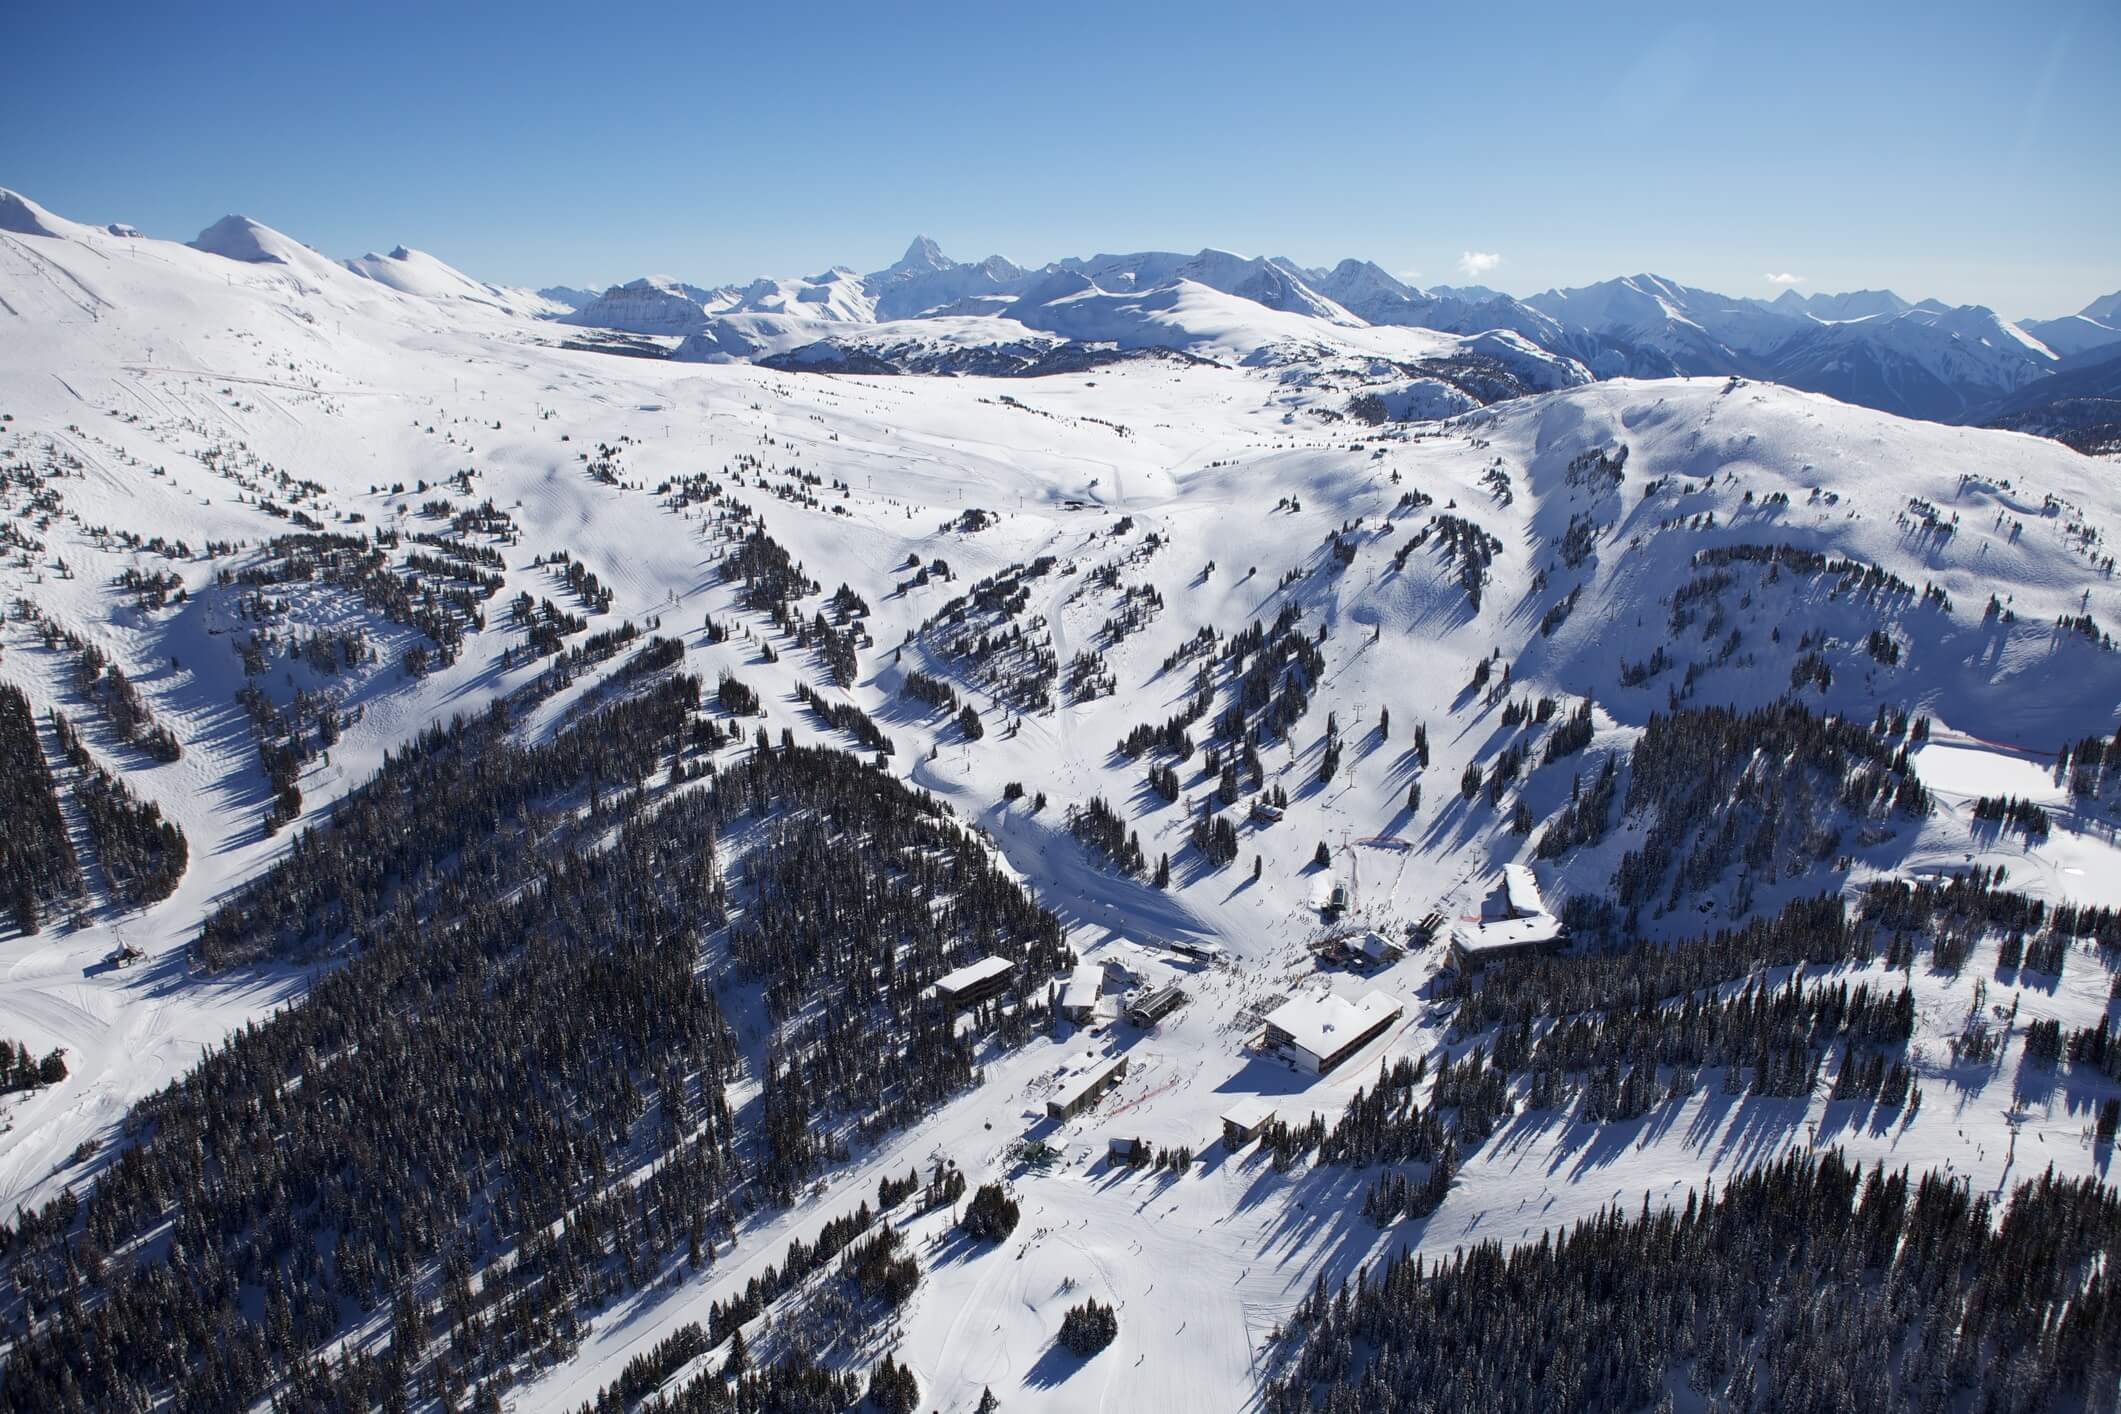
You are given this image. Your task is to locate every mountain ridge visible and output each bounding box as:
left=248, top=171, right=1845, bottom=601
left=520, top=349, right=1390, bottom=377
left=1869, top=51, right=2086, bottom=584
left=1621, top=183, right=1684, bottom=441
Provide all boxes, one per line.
left=5, top=188, right=2116, bottom=439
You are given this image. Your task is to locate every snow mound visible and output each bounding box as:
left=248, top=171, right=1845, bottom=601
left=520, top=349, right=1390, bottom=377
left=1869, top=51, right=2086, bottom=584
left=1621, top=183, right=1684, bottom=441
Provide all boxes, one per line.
left=1368, top=377, right=1481, bottom=421
left=190, top=214, right=319, bottom=266
left=343, top=245, right=566, bottom=315
left=0, top=188, right=86, bottom=239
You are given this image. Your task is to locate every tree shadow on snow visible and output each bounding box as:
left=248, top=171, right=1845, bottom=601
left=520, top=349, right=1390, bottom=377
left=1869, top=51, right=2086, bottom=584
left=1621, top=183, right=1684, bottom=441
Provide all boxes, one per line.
left=1021, top=1341, right=1093, bottom=1388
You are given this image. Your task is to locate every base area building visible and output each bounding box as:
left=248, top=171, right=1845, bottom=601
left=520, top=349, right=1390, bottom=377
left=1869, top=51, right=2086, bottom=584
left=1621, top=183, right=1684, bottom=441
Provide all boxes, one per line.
left=1262, top=989, right=1403, bottom=1074
left=1449, top=864, right=1567, bottom=970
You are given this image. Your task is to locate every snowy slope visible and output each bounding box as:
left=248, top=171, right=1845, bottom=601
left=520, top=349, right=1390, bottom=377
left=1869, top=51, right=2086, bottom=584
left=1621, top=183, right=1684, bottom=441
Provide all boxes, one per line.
left=189, top=212, right=372, bottom=292
left=1, top=190, right=2117, bottom=1413
left=2080, top=288, right=2121, bottom=326
left=0, top=187, right=107, bottom=241
left=343, top=243, right=569, bottom=315
left=2020, top=312, right=2121, bottom=359
left=1768, top=305, right=2059, bottom=422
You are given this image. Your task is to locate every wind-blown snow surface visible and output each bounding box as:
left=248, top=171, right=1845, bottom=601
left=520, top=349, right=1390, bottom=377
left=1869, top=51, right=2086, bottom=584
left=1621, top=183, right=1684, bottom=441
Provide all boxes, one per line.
left=2, top=200, right=2119, bottom=1411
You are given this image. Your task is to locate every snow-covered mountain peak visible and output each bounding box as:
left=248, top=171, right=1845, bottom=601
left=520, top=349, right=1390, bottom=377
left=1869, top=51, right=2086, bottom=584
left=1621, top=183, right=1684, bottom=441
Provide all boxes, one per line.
left=189, top=213, right=323, bottom=267
left=890, top=234, right=952, bottom=274
left=2080, top=288, right=2121, bottom=325
left=536, top=284, right=600, bottom=311
left=2018, top=311, right=2121, bottom=360
left=1296, top=258, right=1424, bottom=307
left=349, top=244, right=428, bottom=271
left=1767, top=288, right=1912, bottom=323
left=1427, top=282, right=1506, bottom=301
left=1899, top=302, right=2054, bottom=359
left=8, top=182, right=2085, bottom=433
left=186, top=213, right=383, bottom=298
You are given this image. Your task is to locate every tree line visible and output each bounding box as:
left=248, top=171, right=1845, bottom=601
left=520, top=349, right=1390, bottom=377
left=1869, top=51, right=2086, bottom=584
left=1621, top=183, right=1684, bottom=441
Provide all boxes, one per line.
left=1267, top=1152, right=2120, bottom=1414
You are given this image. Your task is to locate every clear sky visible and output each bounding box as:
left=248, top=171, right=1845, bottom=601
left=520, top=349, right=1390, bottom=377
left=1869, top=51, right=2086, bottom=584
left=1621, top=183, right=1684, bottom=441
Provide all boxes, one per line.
left=4, top=0, right=2115, bottom=315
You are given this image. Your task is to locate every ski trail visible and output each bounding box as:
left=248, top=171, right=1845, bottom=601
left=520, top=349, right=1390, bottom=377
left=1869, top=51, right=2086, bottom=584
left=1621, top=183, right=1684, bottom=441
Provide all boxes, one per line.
left=31, top=710, right=98, bottom=919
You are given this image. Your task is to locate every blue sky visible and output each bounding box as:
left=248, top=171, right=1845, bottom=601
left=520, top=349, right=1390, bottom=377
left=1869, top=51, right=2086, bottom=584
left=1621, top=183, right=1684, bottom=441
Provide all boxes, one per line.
left=4, top=0, right=2115, bottom=315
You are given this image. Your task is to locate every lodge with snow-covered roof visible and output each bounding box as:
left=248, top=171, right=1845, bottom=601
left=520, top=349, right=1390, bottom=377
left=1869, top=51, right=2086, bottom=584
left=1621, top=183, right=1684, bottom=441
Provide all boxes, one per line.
left=1220, top=1097, right=1279, bottom=1146
left=1261, top=988, right=1404, bottom=1074
left=1448, top=863, right=1567, bottom=969
left=932, top=955, right=1014, bottom=1010
left=1047, top=1053, right=1130, bottom=1120
left=1059, top=963, right=1105, bottom=1024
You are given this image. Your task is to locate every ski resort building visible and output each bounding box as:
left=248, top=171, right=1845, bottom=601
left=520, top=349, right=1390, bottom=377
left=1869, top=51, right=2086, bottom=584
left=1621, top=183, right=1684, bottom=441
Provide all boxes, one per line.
left=1047, top=1053, right=1130, bottom=1120
left=1353, top=930, right=1403, bottom=968
left=1449, top=864, right=1567, bottom=970
left=1312, top=928, right=1402, bottom=969
left=1127, top=985, right=1189, bottom=1028
left=1059, top=964, right=1105, bottom=1024
left=1220, top=1097, right=1279, bottom=1147
left=1262, top=989, right=1404, bottom=1074
left=933, top=955, right=1014, bottom=1010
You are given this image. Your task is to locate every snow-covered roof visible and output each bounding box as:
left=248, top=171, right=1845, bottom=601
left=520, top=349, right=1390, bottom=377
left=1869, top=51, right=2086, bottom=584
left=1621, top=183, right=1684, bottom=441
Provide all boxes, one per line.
left=1356, top=930, right=1400, bottom=958
left=1062, top=964, right=1103, bottom=1010
left=1502, top=864, right=1545, bottom=918
left=1051, top=1053, right=1128, bottom=1112
left=1220, top=1097, right=1279, bottom=1130
left=934, top=955, right=1013, bottom=995
left=1262, top=989, right=1401, bottom=1058
left=1453, top=913, right=1565, bottom=955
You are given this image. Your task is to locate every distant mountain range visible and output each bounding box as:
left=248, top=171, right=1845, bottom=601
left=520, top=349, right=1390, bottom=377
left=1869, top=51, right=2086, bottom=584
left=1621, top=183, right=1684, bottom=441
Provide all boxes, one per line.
left=542, top=235, right=2119, bottom=432
left=6, top=183, right=2113, bottom=440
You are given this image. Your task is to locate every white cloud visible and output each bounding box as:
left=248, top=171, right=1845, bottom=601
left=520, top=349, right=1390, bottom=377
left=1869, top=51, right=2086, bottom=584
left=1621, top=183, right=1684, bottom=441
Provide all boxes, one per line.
left=1457, top=251, right=1502, bottom=279
left=1764, top=271, right=1805, bottom=286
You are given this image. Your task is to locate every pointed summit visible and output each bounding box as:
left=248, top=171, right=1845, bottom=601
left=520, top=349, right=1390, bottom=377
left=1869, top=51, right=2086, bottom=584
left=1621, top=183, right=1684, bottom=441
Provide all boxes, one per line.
left=892, top=235, right=951, bottom=274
